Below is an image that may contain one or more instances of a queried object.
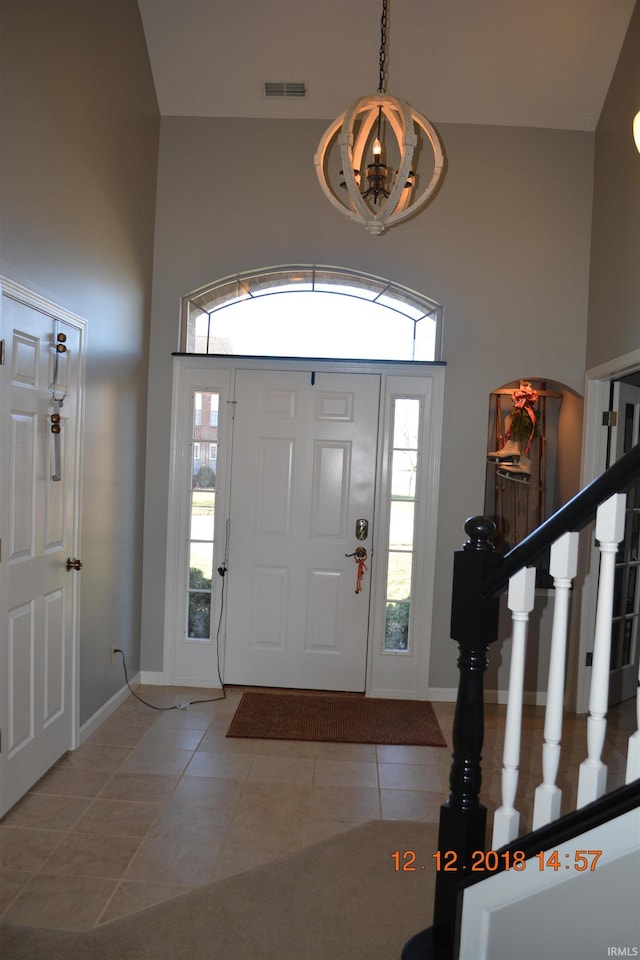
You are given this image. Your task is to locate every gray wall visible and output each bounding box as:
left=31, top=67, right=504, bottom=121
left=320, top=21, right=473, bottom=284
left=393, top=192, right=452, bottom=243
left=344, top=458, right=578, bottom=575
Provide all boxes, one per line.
left=142, top=117, right=594, bottom=690
left=587, top=0, right=640, bottom=369
left=0, top=0, right=159, bottom=722
left=3, top=0, right=636, bottom=710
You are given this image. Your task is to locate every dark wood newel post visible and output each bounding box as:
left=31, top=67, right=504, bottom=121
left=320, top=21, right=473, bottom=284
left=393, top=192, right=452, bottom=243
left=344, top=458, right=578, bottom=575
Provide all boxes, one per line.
left=402, top=517, right=503, bottom=960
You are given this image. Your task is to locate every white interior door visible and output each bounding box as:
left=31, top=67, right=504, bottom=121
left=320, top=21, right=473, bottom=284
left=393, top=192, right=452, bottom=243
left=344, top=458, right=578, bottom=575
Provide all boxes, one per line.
left=0, top=282, right=84, bottom=816
left=224, top=369, right=380, bottom=691
left=608, top=379, right=640, bottom=704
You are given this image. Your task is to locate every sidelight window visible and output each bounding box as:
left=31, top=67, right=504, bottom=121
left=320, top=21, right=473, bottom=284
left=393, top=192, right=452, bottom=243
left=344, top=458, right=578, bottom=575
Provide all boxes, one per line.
left=187, top=390, right=219, bottom=641
left=383, top=397, right=421, bottom=653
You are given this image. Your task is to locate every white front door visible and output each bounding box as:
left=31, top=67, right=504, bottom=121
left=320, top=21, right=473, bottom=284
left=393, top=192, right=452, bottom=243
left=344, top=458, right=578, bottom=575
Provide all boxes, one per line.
left=0, top=282, right=84, bottom=816
left=224, top=369, right=380, bottom=691
left=608, top=379, right=640, bottom=704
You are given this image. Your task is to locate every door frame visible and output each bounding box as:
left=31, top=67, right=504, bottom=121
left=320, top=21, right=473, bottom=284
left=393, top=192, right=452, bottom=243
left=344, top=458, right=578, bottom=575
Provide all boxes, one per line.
left=569, top=346, right=640, bottom=713
left=161, top=355, right=445, bottom=699
left=0, top=277, right=86, bottom=798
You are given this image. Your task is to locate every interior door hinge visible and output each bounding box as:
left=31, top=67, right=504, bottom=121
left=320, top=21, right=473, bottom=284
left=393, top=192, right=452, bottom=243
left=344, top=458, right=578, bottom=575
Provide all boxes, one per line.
left=0, top=339, right=5, bottom=365
left=602, top=410, right=617, bottom=427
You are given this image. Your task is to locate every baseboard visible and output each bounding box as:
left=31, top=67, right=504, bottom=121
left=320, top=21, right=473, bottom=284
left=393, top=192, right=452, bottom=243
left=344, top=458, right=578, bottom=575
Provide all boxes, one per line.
left=172, top=678, right=225, bottom=688
left=425, top=687, right=458, bottom=702
left=426, top=688, right=547, bottom=706
left=139, top=670, right=169, bottom=685
left=485, top=688, right=547, bottom=706
left=78, top=672, right=140, bottom=744
left=136, top=679, right=546, bottom=705
left=138, top=670, right=223, bottom=689
left=366, top=687, right=430, bottom=700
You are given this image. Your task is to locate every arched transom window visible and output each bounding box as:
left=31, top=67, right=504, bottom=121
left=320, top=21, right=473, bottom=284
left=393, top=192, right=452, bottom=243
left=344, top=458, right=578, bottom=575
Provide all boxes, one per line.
left=181, top=265, right=443, bottom=363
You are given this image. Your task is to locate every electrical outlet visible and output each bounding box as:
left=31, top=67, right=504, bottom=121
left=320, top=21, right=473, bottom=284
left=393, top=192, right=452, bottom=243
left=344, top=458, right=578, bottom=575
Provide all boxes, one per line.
left=111, top=645, right=118, bottom=665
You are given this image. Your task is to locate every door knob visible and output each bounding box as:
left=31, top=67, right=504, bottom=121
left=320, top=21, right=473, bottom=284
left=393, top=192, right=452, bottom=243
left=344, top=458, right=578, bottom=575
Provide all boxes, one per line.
left=66, top=557, right=83, bottom=571
left=345, top=546, right=367, bottom=560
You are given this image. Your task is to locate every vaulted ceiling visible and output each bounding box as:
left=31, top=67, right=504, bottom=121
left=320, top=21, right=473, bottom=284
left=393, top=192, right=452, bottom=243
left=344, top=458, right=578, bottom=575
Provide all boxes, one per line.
left=137, top=0, right=635, bottom=130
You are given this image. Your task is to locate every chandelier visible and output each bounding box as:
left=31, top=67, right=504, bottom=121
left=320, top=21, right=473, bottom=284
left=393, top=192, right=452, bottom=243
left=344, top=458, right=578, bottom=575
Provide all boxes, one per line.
left=314, top=0, right=445, bottom=236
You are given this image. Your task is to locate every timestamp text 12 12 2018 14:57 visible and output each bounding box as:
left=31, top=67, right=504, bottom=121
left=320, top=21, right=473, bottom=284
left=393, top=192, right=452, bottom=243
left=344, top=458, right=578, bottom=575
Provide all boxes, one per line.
left=391, top=849, right=603, bottom=873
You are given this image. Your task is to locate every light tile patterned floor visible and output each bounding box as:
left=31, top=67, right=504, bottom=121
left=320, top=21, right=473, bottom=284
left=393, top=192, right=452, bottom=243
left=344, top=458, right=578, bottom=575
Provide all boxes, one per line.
left=0, top=686, right=634, bottom=931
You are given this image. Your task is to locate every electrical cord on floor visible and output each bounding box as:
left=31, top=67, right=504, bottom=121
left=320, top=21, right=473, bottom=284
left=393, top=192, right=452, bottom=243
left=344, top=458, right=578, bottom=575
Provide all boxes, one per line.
left=212, top=563, right=227, bottom=696
left=113, top=565, right=228, bottom=710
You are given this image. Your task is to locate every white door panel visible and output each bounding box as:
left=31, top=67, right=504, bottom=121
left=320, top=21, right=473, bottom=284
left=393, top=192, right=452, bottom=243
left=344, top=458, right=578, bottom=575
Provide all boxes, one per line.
left=0, top=284, right=83, bottom=816
left=224, top=370, right=379, bottom=691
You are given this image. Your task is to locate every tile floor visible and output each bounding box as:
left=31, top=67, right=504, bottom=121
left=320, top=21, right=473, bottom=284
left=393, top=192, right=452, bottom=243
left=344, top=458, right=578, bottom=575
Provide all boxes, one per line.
left=0, top=686, right=635, bottom=932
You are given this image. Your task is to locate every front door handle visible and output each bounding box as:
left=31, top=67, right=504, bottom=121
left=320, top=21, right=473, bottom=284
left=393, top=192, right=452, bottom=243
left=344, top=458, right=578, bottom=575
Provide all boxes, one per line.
left=66, top=557, right=83, bottom=571
left=345, top=547, right=367, bottom=560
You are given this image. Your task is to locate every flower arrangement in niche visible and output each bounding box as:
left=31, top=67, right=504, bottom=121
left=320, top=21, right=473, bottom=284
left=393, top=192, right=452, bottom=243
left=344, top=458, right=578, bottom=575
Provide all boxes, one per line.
left=487, top=381, right=541, bottom=480
left=507, top=382, right=540, bottom=451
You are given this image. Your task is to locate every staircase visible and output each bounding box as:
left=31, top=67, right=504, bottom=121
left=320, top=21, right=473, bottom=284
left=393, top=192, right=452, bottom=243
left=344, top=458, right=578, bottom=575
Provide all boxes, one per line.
left=402, top=441, right=640, bottom=960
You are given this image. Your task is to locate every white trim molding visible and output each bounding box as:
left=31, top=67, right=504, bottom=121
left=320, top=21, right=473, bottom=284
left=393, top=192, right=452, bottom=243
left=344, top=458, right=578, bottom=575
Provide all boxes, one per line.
left=164, top=355, right=445, bottom=699
left=569, top=347, right=640, bottom=714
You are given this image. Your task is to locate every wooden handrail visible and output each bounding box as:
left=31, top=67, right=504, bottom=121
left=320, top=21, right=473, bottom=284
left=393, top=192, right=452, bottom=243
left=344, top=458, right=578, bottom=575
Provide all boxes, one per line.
left=482, top=441, right=640, bottom=598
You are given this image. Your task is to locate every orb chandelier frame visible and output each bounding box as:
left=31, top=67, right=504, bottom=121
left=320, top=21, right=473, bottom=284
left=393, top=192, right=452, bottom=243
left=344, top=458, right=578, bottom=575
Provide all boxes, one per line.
left=314, top=0, right=445, bottom=236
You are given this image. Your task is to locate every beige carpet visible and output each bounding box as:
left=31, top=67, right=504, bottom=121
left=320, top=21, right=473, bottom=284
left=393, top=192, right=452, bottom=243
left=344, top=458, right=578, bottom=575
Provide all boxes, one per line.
left=227, top=692, right=448, bottom=746
left=0, top=820, right=438, bottom=960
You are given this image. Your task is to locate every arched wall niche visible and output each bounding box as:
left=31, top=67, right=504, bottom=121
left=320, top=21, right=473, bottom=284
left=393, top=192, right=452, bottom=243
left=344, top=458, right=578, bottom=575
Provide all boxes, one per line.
left=484, top=377, right=584, bottom=564
left=483, top=377, right=584, bottom=698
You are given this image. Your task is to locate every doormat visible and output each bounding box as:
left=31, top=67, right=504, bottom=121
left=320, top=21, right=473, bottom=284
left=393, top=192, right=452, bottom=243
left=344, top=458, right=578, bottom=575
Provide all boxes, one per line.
left=226, top=692, right=447, bottom=747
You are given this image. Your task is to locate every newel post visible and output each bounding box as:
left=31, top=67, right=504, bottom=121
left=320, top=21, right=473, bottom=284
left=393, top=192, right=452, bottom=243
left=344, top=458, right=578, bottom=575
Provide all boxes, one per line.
left=403, top=516, right=503, bottom=960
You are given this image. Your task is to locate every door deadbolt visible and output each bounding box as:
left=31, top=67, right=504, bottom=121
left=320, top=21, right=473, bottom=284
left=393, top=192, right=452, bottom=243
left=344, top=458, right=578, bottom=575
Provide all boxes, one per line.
left=355, top=518, right=369, bottom=541
left=66, top=557, right=83, bottom=571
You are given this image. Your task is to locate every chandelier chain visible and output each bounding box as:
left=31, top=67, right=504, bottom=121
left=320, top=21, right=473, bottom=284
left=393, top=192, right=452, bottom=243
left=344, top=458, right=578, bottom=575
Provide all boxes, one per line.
left=378, top=0, right=388, bottom=94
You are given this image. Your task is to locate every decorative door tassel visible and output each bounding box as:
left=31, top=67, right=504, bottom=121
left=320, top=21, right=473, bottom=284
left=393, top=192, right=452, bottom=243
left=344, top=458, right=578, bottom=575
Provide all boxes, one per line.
left=352, top=547, right=368, bottom=594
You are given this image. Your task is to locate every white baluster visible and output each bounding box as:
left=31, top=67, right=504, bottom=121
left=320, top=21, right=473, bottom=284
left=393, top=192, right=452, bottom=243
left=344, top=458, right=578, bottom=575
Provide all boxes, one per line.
left=626, top=668, right=640, bottom=783
left=577, top=493, right=627, bottom=807
left=492, top=566, right=536, bottom=848
left=532, top=531, right=579, bottom=828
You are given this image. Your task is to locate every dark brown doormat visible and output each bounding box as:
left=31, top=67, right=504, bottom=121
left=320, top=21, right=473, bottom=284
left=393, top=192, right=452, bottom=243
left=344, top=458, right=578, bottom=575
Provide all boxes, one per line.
left=226, top=692, right=447, bottom=746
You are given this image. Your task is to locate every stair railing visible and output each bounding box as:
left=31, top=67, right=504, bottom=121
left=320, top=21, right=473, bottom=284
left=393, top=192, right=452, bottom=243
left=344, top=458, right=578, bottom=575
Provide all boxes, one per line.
left=402, top=440, right=640, bottom=960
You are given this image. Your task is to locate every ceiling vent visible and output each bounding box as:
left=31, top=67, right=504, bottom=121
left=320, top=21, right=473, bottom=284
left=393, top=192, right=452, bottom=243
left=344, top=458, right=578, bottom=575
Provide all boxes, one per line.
left=264, top=81, right=307, bottom=99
